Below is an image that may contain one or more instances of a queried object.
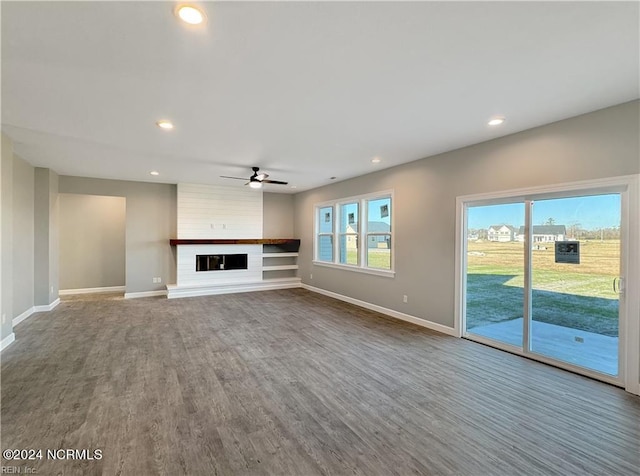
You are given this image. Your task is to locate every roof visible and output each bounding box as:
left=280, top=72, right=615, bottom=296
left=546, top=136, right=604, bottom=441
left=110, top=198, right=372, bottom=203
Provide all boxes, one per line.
left=517, top=225, right=567, bottom=235
left=348, top=221, right=390, bottom=233
left=488, top=224, right=514, bottom=232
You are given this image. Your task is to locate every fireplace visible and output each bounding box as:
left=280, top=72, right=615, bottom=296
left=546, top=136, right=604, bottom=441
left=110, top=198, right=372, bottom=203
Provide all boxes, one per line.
left=196, top=254, right=248, bottom=272
left=168, top=240, right=300, bottom=297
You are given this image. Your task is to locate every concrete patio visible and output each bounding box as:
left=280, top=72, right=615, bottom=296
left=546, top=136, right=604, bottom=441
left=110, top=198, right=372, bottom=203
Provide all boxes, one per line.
left=468, top=318, right=618, bottom=376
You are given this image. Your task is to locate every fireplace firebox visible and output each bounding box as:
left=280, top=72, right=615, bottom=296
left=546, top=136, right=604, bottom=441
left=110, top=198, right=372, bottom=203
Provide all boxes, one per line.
left=196, top=254, right=248, bottom=272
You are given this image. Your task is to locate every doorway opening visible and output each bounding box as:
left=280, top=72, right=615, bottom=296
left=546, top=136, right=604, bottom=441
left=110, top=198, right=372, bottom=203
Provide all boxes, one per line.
left=58, top=194, right=126, bottom=297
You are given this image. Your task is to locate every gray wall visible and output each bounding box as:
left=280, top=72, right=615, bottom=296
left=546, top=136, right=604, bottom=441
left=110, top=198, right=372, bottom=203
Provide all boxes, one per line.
left=59, top=194, right=126, bottom=290
left=263, top=192, right=294, bottom=238
left=58, top=177, right=176, bottom=293
left=34, top=167, right=59, bottom=306
left=1, top=133, right=13, bottom=340
left=0, top=135, right=3, bottom=339
left=294, top=101, right=640, bottom=327
left=49, top=170, right=59, bottom=303
left=12, top=155, right=34, bottom=317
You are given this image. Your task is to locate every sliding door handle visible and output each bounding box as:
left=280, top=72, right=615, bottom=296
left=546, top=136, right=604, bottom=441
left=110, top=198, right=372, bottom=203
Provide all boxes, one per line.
left=613, top=277, right=624, bottom=295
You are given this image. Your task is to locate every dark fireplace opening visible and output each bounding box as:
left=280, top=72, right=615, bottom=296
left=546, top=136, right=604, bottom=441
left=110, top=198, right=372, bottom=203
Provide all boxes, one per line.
left=196, top=254, right=248, bottom=272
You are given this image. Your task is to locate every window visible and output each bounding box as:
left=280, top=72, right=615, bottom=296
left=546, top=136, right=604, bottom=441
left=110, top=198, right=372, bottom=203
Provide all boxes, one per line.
left=366, top=197, right=392, bottom=270
left=339, top=202, right=359, bottom=265
left=314, top=191, right=393, bottom=276
left=317, top=206, right=334, bottom=262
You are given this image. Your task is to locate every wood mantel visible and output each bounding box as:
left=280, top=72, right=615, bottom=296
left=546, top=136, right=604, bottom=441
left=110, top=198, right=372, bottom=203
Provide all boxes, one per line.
left=170, top=238, right=300, bottom=246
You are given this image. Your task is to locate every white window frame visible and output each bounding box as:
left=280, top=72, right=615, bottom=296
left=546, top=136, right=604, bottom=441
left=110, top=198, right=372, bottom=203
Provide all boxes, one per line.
left=454, top=175, right=640, bottom=395
left=315, top=205, right=334, bottom=263
left=313, top=190, right=395, bottom=277
left=338, top=201, right=360, bottom=266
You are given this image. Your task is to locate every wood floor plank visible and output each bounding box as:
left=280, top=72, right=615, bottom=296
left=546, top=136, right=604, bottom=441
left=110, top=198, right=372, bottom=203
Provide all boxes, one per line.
left=1, top=289, right=639, bottom=475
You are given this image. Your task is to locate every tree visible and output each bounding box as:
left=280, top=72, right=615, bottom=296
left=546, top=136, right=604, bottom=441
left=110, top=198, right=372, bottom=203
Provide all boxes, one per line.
left=544, top=217, right=555, bottom=226
left=567, top=222, right=582, bottom=240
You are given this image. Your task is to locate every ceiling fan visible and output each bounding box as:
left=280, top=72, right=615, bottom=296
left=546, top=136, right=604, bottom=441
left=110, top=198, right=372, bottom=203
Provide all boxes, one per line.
left=220, top=167, right=288, bottom=189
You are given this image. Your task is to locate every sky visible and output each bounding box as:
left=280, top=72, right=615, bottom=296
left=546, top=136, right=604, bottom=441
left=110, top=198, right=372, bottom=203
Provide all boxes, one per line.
left=318, top=197, right=392, bottom=233
left=468, top=194, right=621, bottom=231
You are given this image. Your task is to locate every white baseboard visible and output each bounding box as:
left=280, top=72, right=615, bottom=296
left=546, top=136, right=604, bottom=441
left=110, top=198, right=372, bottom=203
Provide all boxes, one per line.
left=13, top=307, right=35, bottom=326
left=124, top=290, right=168, bottom=299
left=302, top=284, right=458, bottom=337
left=166, top=278, right=302, bottom=299
left=12, top=298, right=60, bottom=330
left=1, top=332, right=15, bottom=352
left=59, top=286, right=125, bottom=296
left=34, top=298, right=60, bottom=313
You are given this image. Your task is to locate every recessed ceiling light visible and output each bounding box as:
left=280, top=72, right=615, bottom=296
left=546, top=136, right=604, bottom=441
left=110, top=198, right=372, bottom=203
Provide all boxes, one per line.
left=488, top=117, right=505, bottom=126
left=156, top=120, right=174, bottom=130
left=175, top=5, right=206, bottom=25
left=150, top=171, right=160, bottom=176
left=371, top=157, right=381, bottom=164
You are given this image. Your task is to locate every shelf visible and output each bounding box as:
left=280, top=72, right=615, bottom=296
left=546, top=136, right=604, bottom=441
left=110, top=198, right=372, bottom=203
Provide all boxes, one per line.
left=166, top=278, right=301, bottom=298
left=262, top=277, right=302, bottom=284
left=262, top=265, right=299, bottom=271
left=262, top=241, right=299, bottom=276
left=171, top=238, right=300, bottom=246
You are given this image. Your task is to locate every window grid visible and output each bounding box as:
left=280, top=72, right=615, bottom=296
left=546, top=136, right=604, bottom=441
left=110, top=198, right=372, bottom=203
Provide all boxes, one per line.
left=338, top=202, right=359, bottom=266
left=314, top=192, right=393, bottom=273
left=316, top=205, right=334, bottom=262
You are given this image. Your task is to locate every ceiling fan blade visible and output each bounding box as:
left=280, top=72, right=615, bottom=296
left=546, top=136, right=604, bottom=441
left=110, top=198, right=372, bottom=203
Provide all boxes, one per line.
left=261, top=179, right=288, bottom=185
left=222, top=168, right=285, bottom=186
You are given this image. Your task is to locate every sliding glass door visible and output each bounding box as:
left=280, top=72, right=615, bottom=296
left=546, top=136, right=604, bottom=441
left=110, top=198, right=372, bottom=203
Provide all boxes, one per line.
left=529, top=194, right=621, bottom=376
left=466, top=203, right=524, bottom=349
left=463, top=191, right=625, bottom=383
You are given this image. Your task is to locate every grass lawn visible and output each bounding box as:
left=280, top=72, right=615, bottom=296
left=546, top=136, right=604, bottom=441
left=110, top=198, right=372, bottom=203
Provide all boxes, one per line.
left=466, top=240, right=619, bottom=336
left=346, top=249, right=390, bottom=269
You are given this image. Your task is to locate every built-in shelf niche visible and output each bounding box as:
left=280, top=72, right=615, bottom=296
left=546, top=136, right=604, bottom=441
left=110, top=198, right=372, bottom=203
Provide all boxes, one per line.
left=262, top=243, right=299, bottom=280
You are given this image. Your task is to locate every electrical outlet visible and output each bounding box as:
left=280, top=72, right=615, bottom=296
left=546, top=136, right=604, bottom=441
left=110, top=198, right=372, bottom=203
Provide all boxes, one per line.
left=2, top=313, right=5, bottom=324
left=50, top=286, right=54, bottom=294
left=310, top=273, right=313, bottom=280
left=152, top=277, right=162, bottom=284
left=403, top=295, right=408, bottom=303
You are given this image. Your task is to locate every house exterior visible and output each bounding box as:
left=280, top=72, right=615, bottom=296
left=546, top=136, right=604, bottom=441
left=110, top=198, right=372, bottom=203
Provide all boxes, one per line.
left=516, top=225, right=566, bottom=242
left=487, top=224, right=516, bottom=242
left=346, top=221, right=391, bottom=249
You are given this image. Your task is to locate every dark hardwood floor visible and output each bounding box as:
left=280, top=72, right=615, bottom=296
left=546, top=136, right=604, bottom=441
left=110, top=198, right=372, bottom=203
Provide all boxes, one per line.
left=1, top=289, right=639, bottom=475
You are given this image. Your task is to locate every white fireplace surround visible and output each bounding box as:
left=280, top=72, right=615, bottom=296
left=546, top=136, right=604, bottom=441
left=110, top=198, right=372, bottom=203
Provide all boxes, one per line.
left=177, top=244, right=262, bottom=286
left=168, top=184, right=299, bottom=298
left=166, top=242, right=300, bottom=298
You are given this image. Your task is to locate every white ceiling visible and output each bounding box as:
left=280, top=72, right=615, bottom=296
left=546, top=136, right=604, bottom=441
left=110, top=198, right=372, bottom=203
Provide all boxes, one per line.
left=2, top=1, right=638, bottom=192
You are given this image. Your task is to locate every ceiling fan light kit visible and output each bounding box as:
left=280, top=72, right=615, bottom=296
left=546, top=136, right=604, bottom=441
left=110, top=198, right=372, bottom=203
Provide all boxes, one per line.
left=220, top=167, right=288, bottom=188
